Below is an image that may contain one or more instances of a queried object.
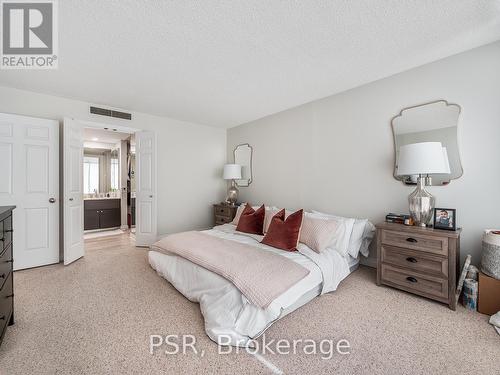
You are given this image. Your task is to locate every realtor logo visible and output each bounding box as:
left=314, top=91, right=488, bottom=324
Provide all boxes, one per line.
left=1, top=0, right=58, bottom=69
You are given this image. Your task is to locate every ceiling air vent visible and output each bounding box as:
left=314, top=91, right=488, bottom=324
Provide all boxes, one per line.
left=90, top=106, right=132, bottom=120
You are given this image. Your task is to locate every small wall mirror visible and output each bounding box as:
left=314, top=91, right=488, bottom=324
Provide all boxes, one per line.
left=392, top=100, right=463, bottom=185
left=234, top=143, right=252, bottom=187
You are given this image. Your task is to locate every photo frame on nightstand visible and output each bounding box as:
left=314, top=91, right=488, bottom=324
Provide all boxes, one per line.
left=433, top=208, right=456, bottom=231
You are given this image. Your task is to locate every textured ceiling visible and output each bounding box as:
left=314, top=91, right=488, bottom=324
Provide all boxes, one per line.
left=0, top=1, right=499, bottom=128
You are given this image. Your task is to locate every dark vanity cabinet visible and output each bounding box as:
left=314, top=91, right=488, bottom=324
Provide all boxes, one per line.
left=84, top=199, right=121, bottom=230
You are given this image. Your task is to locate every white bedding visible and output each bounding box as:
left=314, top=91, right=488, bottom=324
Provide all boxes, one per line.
left=148, top=224, right=353, bottom=346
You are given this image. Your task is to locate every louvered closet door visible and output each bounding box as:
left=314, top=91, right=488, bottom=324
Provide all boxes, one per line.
left=0, top=113, right=59, bottom=270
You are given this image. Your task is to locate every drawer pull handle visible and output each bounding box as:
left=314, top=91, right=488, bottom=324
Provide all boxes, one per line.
left=0, top=315, right=5, bottom=320
left=406, top=257, right=418, bottom=263
left=0, top=273, right=5, bottom=279
left=5, top=294, right=13, bottom=298
left=406, top=237, right=418, bottom=243
left=406, top=276, right=418, bottom=283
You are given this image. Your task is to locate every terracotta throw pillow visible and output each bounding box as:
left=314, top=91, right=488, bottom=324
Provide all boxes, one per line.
left=261, top=209, right=304, bottom=251
left=235, top=204, right=265, bottom=235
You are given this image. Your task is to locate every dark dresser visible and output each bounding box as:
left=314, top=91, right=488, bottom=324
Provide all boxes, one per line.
left=0, top=206, right=15, bottom=347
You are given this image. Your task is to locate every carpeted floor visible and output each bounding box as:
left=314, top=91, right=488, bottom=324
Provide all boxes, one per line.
left=0, top=234, right=498, bottom=374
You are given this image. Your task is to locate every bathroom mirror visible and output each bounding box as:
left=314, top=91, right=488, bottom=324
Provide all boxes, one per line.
left=392, top=100, right=463, bottom=186
left=234, top=143, right=252, bottom=187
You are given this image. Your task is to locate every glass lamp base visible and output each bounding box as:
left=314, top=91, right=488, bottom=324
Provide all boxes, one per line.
left=409, top=176, right=435, bottom=227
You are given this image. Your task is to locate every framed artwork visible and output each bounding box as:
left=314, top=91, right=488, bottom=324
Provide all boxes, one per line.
left=433, top=208, right=456, bottom=231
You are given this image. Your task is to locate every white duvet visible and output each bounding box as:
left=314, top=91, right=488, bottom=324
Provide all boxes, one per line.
left=148, top=224, right=352, bottom=346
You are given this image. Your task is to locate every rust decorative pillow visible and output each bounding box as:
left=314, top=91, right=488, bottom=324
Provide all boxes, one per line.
left=235, top=204, right=265, bottom=235
left=261, top=209, right=304, bottom=251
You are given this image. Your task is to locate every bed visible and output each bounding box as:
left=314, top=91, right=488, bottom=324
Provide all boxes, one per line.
left=148, top=220, right=368, bottom=347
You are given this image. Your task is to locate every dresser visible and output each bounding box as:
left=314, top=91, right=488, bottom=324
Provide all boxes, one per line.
left=376, top=222, right=461, bottom=310
left=0, top=206, right=15, bottom=347
left=213, top=203, right=238, bottom=226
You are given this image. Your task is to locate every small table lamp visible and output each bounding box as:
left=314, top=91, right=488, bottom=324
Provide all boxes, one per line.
left=397, top=142, right=450, bottom=227
left=223, top=164, right=242, bottom=205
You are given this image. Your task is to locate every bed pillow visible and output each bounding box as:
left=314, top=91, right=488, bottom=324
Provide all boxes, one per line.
left=299, top=215, right=339, bottom=253
left=355, top=219, right=376, bottom=257
left=232, top=203, right=247, bottom=225
left=312, top=210, right=375, bottom=258
left=236, top=204, right=265, bottom=235
left=263, top=207, right=280, bottom=233
left=308, top=211, right=354, bottom=257
left=261, top=209, right=303, bottom=251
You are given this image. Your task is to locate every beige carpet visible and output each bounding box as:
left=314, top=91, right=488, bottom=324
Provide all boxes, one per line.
left=0, top=234, right=498, bottom=374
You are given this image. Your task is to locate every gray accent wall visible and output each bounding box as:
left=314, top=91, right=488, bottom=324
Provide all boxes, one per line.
left=227, top=41, right=500, bottom=267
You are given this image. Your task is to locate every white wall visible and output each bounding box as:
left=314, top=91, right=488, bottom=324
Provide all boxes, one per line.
left=0, top=86, right=227, bottom=235
left=228, top=41, right=500, bottom=266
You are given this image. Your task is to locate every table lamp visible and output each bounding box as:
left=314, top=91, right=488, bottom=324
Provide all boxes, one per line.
left=223, top=164, right=242, bottom=205
left=397, top=142, right=450, bottom=227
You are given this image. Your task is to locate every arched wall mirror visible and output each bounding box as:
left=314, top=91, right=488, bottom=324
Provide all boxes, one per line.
left=392, top=100, right=463, bottom=186
left=234, top=143, right=253, bottom=187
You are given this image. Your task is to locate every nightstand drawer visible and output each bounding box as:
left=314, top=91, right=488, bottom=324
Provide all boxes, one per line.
left=215, top=215, right=233, bottom=225
left=381, top=245, right=448, bottom=278
left=215, top=205, right=232, bottom=217
left=381, top=264, right=448, bottom=300
left=381, top=229, right=448, bottom=256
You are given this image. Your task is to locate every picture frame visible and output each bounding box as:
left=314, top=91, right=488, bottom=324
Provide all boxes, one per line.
left=433, top=208, right=456, bottom=231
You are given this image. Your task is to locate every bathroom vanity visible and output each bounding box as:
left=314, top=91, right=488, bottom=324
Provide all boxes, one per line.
left=84, top=198, right=121, bottom=230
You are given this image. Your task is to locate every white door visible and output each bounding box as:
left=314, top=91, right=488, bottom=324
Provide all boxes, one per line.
left=63, top=118, right=84, bottom=265
left=0, top=113, right=59, bottom=270
left=135, top=131, right=157, bottom=246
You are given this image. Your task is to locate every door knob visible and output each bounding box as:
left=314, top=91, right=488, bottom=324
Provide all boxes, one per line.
left=149, top=195, right=153, bottom=198
left=49, top=198, right=56, bottom=203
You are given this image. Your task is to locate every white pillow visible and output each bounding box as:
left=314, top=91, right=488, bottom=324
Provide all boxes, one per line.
left=313, top=210, right=375, bottom=258
left=308, top=212, right=354, bottom=257
left=354, top=219, right=375, bottom=258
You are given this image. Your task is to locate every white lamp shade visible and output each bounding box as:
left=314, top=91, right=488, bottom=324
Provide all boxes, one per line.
left=223, top=164, right=242, bottom=180
left=397, top=142, right=448, bottom=176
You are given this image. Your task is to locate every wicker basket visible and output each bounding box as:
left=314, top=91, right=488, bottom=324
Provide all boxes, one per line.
left=481, top=230, right=500, bottom=280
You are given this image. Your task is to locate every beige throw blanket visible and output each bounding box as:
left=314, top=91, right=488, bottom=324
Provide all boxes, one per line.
left=152, top=231, right=310, bottom=308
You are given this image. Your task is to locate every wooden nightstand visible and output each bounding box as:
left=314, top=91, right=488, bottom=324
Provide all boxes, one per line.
left=213, top=203, right=238, bottom=226
left=376, top=222, right=461, bottom=310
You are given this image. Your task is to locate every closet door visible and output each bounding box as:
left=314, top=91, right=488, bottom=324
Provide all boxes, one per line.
left=0, top=113, right=59, bottom=270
